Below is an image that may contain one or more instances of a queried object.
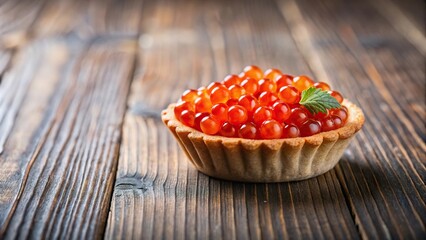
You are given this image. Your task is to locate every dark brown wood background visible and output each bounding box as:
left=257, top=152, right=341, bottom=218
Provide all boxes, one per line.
left=0, top=0, right=424, bottom=239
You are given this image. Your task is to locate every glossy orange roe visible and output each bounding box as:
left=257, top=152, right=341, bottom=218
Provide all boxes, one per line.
left=175, top=66, right=347, bottom=139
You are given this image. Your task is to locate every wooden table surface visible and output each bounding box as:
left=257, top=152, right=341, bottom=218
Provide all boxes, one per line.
left=0, top=0, right=424, bottom=239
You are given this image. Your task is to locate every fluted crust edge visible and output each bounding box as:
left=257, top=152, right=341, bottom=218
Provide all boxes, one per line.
left=162, top=100, right=364, bottom=182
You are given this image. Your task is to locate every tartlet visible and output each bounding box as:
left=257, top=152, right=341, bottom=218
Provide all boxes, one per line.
left=162, top=66, right=365, bottom=182
left=161, top=66, right=364, bottom=182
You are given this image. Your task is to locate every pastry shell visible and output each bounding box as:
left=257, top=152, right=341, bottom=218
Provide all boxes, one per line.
left=162, top=100, right=364, bottom=182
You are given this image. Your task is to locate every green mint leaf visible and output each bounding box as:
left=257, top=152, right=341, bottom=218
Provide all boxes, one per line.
left=299, top=87, right=341, bottom=114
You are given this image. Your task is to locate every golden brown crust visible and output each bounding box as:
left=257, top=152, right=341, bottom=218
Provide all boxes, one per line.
left=161, top=100, right=364, bottom=182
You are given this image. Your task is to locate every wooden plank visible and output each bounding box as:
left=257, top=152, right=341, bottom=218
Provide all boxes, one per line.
left=0, top=49, right=11, bottom=79
left=387, top=0, right=425, bottom=35
left=0, top=0, right=145, bottom=238
left=0, top=0, right=144, bottom=49
left=0, top=36, right=137, bottom=239
left=0, top=0, right=45, bottom=34
left=0, top=0, right=46, bottom=48
left=32, top=0, right=144, bottom=38
left=277, top=0, right=426, bottom=238
left=369, top=0, right=426, bottom=55
left=105, top=0, right=360, bottom=239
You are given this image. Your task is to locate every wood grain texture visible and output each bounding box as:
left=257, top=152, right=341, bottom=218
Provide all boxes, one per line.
left=0, top=49, right=11, bottom=83
left=278, top=0, right=426, bottom=238
left=0, top=36, right=137, bottom=239
left=0, top=0, right=144, bottom=49
left=0, top=0, right=46, bottom=48
left=105, top=0, right=359, bottom=239
left=388, top=0, right=425, bottom=36
left=32, top=0, right=144, bottom=38
left=369, top=0, right=426, bottom=55
left=0, top=0, right=145, bottom=238
left=0, top=0, right=424, bottom=239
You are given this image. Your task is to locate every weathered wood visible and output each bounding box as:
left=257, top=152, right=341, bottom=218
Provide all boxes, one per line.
left=0, top=49, right=11, bottom=79
left=32, top=0, right=143, bottom=38
left=0, top=37, right=137, bottom=239
left=387, top=0, right=425, bottom=35
left=0, top=0, right=144, bottom=48
left=0, top=0, right=46, bottom=48
left=278, top=0, right=426, bottom=238
left=105, top=0, right=359, bottom=239
left=0, top=0, right=424, bottom=239
left=369, top=0, right=426, bottom=55
left=0, top=0, right=146, bottom=238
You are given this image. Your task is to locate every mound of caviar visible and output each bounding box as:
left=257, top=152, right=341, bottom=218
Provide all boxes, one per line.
left=174, top=65, right=347, bottom=139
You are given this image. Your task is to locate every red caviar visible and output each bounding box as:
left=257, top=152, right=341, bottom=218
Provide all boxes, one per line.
left=228, top=105, right=248, bottom=125
left=210, top=87, right=230, bottom=104
left=329, top=90, right=344, bottom=104
left=314, top=82, right=331, bottom=91
left=241, top=78, right=259, bottom=95
left=238, top=122, right=258, bottom=139
left=278, top=86, right=300, bottom=104
left=240, top=65, right=263, bottom=80
left=200, top=116, right=220, bottom=135
left=264, top=68, right=283, bottom=81
left=253, top=106, right=274, bottom=126
left=260, top=120, right=283, bottom=139
left=276, top=74, right=294, bottom=89
left=282, top=124, right=300, bottom=138
left=228, top=84, right=246, bottom=99
left=220, top=122, right=237, bottom=137
left=174, top=66, right=348, bottom=139
left=293, top=75, right=314, bottom=92
left=223, top=74, right=241, bottom=88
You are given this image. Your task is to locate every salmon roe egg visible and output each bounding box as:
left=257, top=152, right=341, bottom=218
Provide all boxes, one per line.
left=240, top=65, right=263, bottom=80
left=287, top=107, right=309, bottom=126
left=258, top=78, right=277, bottom=93
left=276, top=74, right=294, bottom=89
left=299, top=119, right=321, bottom=137
left=241, top=78, right=259, bottom=95
left=330, top=107, right=348, bottom=123
left=194, top=112, right=209, bottom=130
left=272, top=102, right=291, bottom=122
left=211, top=103, right=228, bottom=123
left=332, top=115, right=343, bottom=128
left=278, top=86, right=300, bottom=104
left=181, top=89, right=198, bottom=103
left=259, top=120, right=283, bottom=139
left=200, top=116, right=220, bottom=135
left=228, top=84, right=246, bottom=99
left=207, top=82, right=225, bottom=94
left=321, top=116, right=335, bottom=132
left=220, top=122, right=237, bottom=137
left=238, top=95, right=259, bottom=115
left=293, top=75, right=314, bottom=92
left=226, top=98, right=239, bottom=107
left=264, top=68, right=283, bottom=81
left=238, top=122, right=258, bottom=139
left=195, top=97, right=212, bottom=113
left=228, top=105, right=248, bottom=125
left=210, top=87, right=230, bottom=104
left=174, top=101, right=194, bottom=120
left=253, top=106, right=274, bottom=126
left=197, top=87, right=209, bottom=98
left=258, top=91, right=278, bottom=106
left=282, top=124, right=300, bottom=138
left=329, top=90, right=344, bottom=104
left=223, top=74, right=241, bottom=88
left=314, top=82, right=331, bottom=91
left=180, top=110, right=195, bottom=127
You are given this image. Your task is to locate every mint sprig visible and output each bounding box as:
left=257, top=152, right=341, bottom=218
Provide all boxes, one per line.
left=299, top=87, right=341, bottom=114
